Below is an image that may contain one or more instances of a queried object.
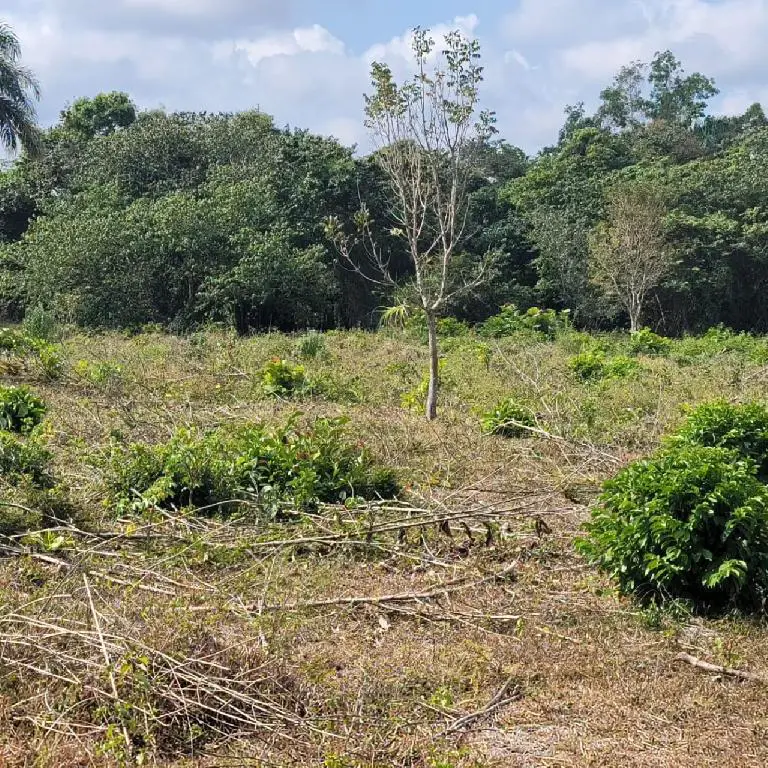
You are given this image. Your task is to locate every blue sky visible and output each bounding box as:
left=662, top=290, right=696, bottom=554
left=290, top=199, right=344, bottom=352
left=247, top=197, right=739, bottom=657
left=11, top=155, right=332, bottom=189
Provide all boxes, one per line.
left=5, top=0, right=768, bottom=153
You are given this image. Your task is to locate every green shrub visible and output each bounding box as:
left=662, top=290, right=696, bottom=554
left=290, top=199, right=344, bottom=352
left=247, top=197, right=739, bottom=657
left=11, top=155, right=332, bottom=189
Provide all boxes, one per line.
left=0, top=432, right=73, bottom=535
left=479, top=304, right=569, bottom=340
left=569, top=350, right=640, bottom=381
left=22, top=305, right=59, bottom=342
left=0, top=327, right=33, bottom=354
left=400, top=314, right=469, bottom=343
left=629, top=328, right=671, bottom=356
left=569, top=350, right=607, bottom=380
left=73, top=359, right=124, bottom=388
left=578, top=445, right=768, bottom=611
left=481, top=399, right=536, bottom=438
left=605, top=355, right=641, bottom=379
left=0, top=327, right=63, bottom=380
left=105, top=417, right=399, bottom=516
left=437, top=317, right=470, bottom=337
left=34, top=343, right=63, bottom=380
left=401, top=360, right=448, bottom=411
left=674, top=326, right=760, bottom=362
left=260, top=358, right=306, bottom=397
left=0, top=386, right=47, bottom=434
left=0, top=431, right=53, bottom=485
left=672, top=401, right=768, bottom=478
left=296, top=332, right=327, bottom=360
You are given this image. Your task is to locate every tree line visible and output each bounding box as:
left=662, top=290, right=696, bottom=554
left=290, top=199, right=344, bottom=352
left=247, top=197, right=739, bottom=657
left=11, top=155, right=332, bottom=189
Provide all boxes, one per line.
left=1, top=20, right=767, bottom=337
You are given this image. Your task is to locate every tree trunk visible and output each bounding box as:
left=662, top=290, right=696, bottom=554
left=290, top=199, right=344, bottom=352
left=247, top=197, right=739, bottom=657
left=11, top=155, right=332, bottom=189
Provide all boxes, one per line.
left=629, top=303, right=641, bottom=333
left=425, top=310, right=439, bottom=421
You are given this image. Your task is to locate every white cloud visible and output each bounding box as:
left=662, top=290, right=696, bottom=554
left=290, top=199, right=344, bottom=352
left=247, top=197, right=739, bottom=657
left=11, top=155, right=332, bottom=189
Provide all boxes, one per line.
left=217, top=25, right=345, bottom=67
left=555, top=0, right=768, bottom=82
left=505, top=50, right=533, bottom=71
left=4, top=1, right=768, bottom=154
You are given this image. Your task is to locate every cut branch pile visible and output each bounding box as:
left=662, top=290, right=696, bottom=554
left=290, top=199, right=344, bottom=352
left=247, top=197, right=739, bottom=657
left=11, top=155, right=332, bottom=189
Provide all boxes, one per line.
left=0, top=607, right=319, bottom=758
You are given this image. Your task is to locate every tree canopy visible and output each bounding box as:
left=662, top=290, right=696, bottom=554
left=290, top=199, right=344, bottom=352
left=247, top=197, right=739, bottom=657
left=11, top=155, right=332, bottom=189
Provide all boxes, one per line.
left=0, top=33, right=766, bottom=336
left=0, top=22, right=40, bottom=155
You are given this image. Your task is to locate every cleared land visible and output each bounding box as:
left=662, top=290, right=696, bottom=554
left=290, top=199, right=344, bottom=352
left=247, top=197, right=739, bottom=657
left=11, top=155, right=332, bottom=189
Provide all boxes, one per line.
left=1, top=327, right=768, bottom=767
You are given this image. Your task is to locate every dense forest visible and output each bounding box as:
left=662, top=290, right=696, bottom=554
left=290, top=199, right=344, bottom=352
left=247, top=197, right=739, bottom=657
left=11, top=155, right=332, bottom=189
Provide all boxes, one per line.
left=1, top=50, right=767, bottom=335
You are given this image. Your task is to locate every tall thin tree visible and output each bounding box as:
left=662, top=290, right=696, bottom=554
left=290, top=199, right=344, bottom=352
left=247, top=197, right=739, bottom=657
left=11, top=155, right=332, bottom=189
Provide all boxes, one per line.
left=326, top=27, right=496, bottom=420
left=0, top=21, right=41, bottom=156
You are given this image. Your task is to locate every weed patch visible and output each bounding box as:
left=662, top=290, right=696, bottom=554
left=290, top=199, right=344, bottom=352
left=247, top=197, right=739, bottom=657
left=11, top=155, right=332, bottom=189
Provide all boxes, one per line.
left=105, top=416, right=399, bottom=516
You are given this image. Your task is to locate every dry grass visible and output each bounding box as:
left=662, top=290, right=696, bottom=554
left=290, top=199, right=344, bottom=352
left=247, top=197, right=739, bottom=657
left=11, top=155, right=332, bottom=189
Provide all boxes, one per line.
left=1, top=327, right=768, bottom=766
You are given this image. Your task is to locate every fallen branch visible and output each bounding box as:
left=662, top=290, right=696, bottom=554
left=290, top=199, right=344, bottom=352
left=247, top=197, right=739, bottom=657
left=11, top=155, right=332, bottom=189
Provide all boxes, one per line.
left=444, top=675, right=521, bottom=733
left=243, top=561, right=516, bottom=614
left=187, top=562, right=518, bottom=615
left=675, top=652, right=768, bottom=684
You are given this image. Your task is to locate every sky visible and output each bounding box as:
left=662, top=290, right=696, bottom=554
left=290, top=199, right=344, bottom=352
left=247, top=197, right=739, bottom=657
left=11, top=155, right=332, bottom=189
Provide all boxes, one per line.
left=4, top=0, right=768, bottom=153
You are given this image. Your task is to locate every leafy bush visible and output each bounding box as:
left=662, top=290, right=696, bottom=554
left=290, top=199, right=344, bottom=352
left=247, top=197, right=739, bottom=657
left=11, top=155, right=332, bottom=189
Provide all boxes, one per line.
left=479, top=304, right=569, bottom=340
left=0, top=327, right=34, bottom=353
left=568, top=350, right=606, bottom=380
left=105, top=417, right=399, bottom=516
left=35, top=343, right=64, bottom=380
left=0, top=386, right=47, bottom=434
left=260, top=358, right=306, bottom=397
left=401, top=314, right=469, bottom=343
left=0, top=431, right=53, bottom=484
left=674, top=326, right=761, bottom=362
left=437, top=317, right=470, bottom=337
left=672, top=401, right=768, bottom=478
left=629, top=328, right=671, bottom=356
left=569, top=350, right=640, bottom=381
left=73, top=359, right=124, bottom=389
left=0, top=327, right=63, bottom=380
left=578, top=445, right=768, bottom=611
left=481, top=399, right=536, bottom=438
left=296, top=332, right=327, bottom=360
left=0, top=430, right=60, bottom=534
left=605, top=355, right=641, bottom=379
left=22, top=305, right=59, bottom=342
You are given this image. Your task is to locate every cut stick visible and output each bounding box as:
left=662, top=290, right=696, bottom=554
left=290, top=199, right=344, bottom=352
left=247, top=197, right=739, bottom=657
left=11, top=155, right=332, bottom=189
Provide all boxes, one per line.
left=675, top=652, right=768, bottom=684
left=223, top=561, right=518, bottom=614
left=444, top=675, right=521, bottom=733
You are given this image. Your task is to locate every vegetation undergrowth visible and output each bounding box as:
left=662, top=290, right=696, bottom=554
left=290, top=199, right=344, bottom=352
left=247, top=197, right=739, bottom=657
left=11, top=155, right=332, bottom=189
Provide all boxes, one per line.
left=105, top=415, right=400, bottom=517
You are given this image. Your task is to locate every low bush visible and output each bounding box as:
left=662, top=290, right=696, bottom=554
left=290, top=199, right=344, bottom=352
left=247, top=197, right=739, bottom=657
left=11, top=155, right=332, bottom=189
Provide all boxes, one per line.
left=578, top=445, right=768, bottom=611
left=481, top=399, right=536, bottom=438
left=0, top=432, right=61, bottom=534
left=674, top=326, right=761, bottom=362
left=0, top=431, right=53, bottom=484
left=401, top=360, right=450, bottom=411
left=296, top=331, right=327, bottom=360
left=0, top=386, right=47, bottom=434
left=629, top=328, right=671, bottom=356
left=401, top=314, right=470, bottom=343
left=105, top=417, right=399, bottom=516
left=479, top=304, right=569, bottom=340
left=73, top=359, right=124, bottom=389
left=569, top=350, right=640, bottom=381
left=22, top=305, right=59, bottom=342
left=671, top=400, right=768, bottom=478
left=260, top=358, right=307, bottom=397
left=0, top=327, right=63, bottom=380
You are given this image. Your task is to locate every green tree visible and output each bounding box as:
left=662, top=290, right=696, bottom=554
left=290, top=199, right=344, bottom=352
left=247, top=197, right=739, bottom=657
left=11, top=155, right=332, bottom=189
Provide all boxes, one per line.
left=0, top=22, right=40, bottom=155
left=647, top=50, right=718, bottom=126
left=596, top=51, right=718, bottom=132
left=327, top=27, right=497, bottom=420
left=60, top=92, right=137, bottom=139
left=598, top=61, right=649, bottom=131
left=589, top=180, right=673, bottom=332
